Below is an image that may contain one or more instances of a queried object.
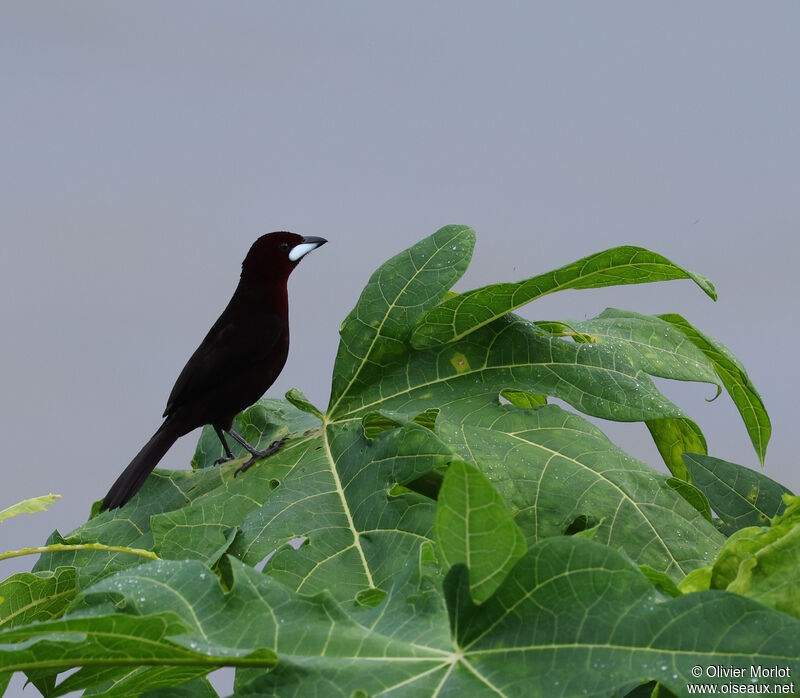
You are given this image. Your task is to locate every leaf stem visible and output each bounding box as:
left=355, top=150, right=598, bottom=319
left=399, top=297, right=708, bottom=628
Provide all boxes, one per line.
left=0, top=543, right=159, bottom=563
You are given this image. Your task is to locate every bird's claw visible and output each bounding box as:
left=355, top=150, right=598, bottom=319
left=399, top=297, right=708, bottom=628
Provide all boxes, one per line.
left=214, top=454, right=235, bottom=466
left=233, top=436, right=289, bottom=478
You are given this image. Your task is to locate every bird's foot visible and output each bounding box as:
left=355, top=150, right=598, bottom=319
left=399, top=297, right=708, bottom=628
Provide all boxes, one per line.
left=233, top=436, right=289, bottom=477
left=213, top=454, right=236, bottom=466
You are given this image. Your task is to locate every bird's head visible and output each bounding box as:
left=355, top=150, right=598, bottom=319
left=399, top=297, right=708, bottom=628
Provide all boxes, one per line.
left=242, top=231, right=327, bottom=278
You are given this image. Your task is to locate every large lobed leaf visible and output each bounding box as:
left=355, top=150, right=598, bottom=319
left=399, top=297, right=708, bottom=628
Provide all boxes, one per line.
left=2, top=226, right=781, bottom=696
left=436, top=401, right=723, bottom=579
left=142, top=226, right=722, bottom=599
left=227, top=420, right=452, bottom=599
left=3, top=538, right=798, bottom=697
left=33, top=229, right=727, bottom=598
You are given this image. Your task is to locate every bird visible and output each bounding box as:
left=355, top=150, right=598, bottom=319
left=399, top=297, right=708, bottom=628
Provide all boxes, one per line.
left=100, top=232, right=327, bottom=511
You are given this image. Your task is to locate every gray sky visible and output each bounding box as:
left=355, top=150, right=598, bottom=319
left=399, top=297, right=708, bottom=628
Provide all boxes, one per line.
left=1, top=0, right=798, bottom=612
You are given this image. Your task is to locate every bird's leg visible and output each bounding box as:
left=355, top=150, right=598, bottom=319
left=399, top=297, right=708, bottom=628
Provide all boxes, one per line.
left=227, top=429, right=288, bottom=477
left=213, top=426, right=236, bottom=466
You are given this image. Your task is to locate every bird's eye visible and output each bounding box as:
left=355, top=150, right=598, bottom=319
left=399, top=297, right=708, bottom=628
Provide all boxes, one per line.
left=280, top=242, right=290, bottom=250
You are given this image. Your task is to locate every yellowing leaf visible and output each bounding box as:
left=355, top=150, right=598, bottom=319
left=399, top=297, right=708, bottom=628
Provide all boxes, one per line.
left=0, top=494, right=60, bottom=524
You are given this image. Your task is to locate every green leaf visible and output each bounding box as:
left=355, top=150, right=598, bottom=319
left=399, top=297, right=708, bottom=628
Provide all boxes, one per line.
left=660, top=313, right=771, bottom=464
left=24, top=667, right=55, bottom=696
left=204, top=525, right=239, bottom=569
left=646, top=418, right=707, bottom=480
left=685, top=495, right=800, bottom=620
left=535, top=319, right=594, bottom=342
left=2, top=226, right=781, bottom=696
left=0, top=611, right=276, bottom=677
left=32, top=479, right=208, bottom=583
left=227, top=537, right=799, bottom=696
left=638, top=565, right=682, bottom=598
left=0, top=494, right=60, bottom=523
left=83, top=552, right=449, bottom=695
left=410, top=407, right=440, bottom=431
left=31, top=399, right=313, bottom=583
left=231, top=421, right=453, bottom=599
left=143, top=676, right=218, bottom=698
left=150, top=229, right=696, bottom=608
left=355, top=587, right=387, bottom=608
left=570, top=308, right=721, bottom=386
left=445, top=538, right=797, bottom=696
left=284, top=387, right=324, bottom=419
left=327, top=228, right=689, bottom=428
left=155, top=421, right=453, bottom=602
left=337, top=314, right=688, bottom=425
left=499, top=388, right=547, bottom=408
left=328, top=224, right=476, bottom=417
left=361, top=408, right=440, bottom=439
left=0, top=568, right=77, bottom=630
left=53, top=664, right=218, bottom=698
left=682, top=452, right=791, bottom=534
left=151, top=429, right=321, bottom=563
left=435, top=461, right=526, bottom=603
left=678, top=566, right=713, bottom=594
left=437, top=402, right=723, bottom=580
left=411, top=245, right=716, bottom=349
left=665, top=477, right=713, bottom=523
left=360, top=411, right=404, bottom=439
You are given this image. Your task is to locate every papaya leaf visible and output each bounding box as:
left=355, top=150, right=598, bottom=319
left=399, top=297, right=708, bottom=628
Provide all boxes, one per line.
left=20, top=538, right=792, bottom=698
left=411, top=245, right=716, bottom=349
left=665, top=477, right=713, bottom=523
left=337, top=315, right=688, bottom=425
left=328, top=224, right=476, bottom=416
left=0, top=611, right=276, bottom=684
left=659, top=313, right=771, bottom=464
left=646, top=418, right=707, bottom=480
left=436, top=402, right=723, bottom=580
left=155, top=420, right=453, bottom=602
left=0, top=568, right=77, bottom=630
left=680, top=495, right=800, bottom=620
left=143, top=677, right=218, bottom=698
left=499, top=388, right=547, bottom=408
left=683, top=452, right=791, bottom=535
left=638, top=565, right=682, bottom=598
left=0, top=494, right=60, bottom=524
left=435, top=461, right=526, bottom=602
left=569, top=308, right=720, bottom=387
left=445, top=538, right=797, bottom=695
left=229, top=537, right=797, bottom=696
left=146, top=228, right=704, bottom=606
left=2, top=226, right=780, bottom=696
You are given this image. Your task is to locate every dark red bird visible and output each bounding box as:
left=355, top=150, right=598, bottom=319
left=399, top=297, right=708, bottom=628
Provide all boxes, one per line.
left=100, top=232, right=327, bottom=510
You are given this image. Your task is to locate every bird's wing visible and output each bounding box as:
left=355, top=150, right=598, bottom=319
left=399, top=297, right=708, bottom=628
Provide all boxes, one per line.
left=163, top=309, right=284, bottom=418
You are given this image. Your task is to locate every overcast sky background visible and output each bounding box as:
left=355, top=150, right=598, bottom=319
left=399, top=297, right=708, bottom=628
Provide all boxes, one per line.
left=1, top=4, right=798, bottom=693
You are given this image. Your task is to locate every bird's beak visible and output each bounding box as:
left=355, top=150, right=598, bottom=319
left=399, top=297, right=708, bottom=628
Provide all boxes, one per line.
left=289, top=236, right=328, bottom=262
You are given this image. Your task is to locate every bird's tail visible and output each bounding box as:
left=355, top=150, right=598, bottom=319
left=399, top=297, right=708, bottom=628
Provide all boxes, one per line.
left=101, top=419, right=182, bottom=511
